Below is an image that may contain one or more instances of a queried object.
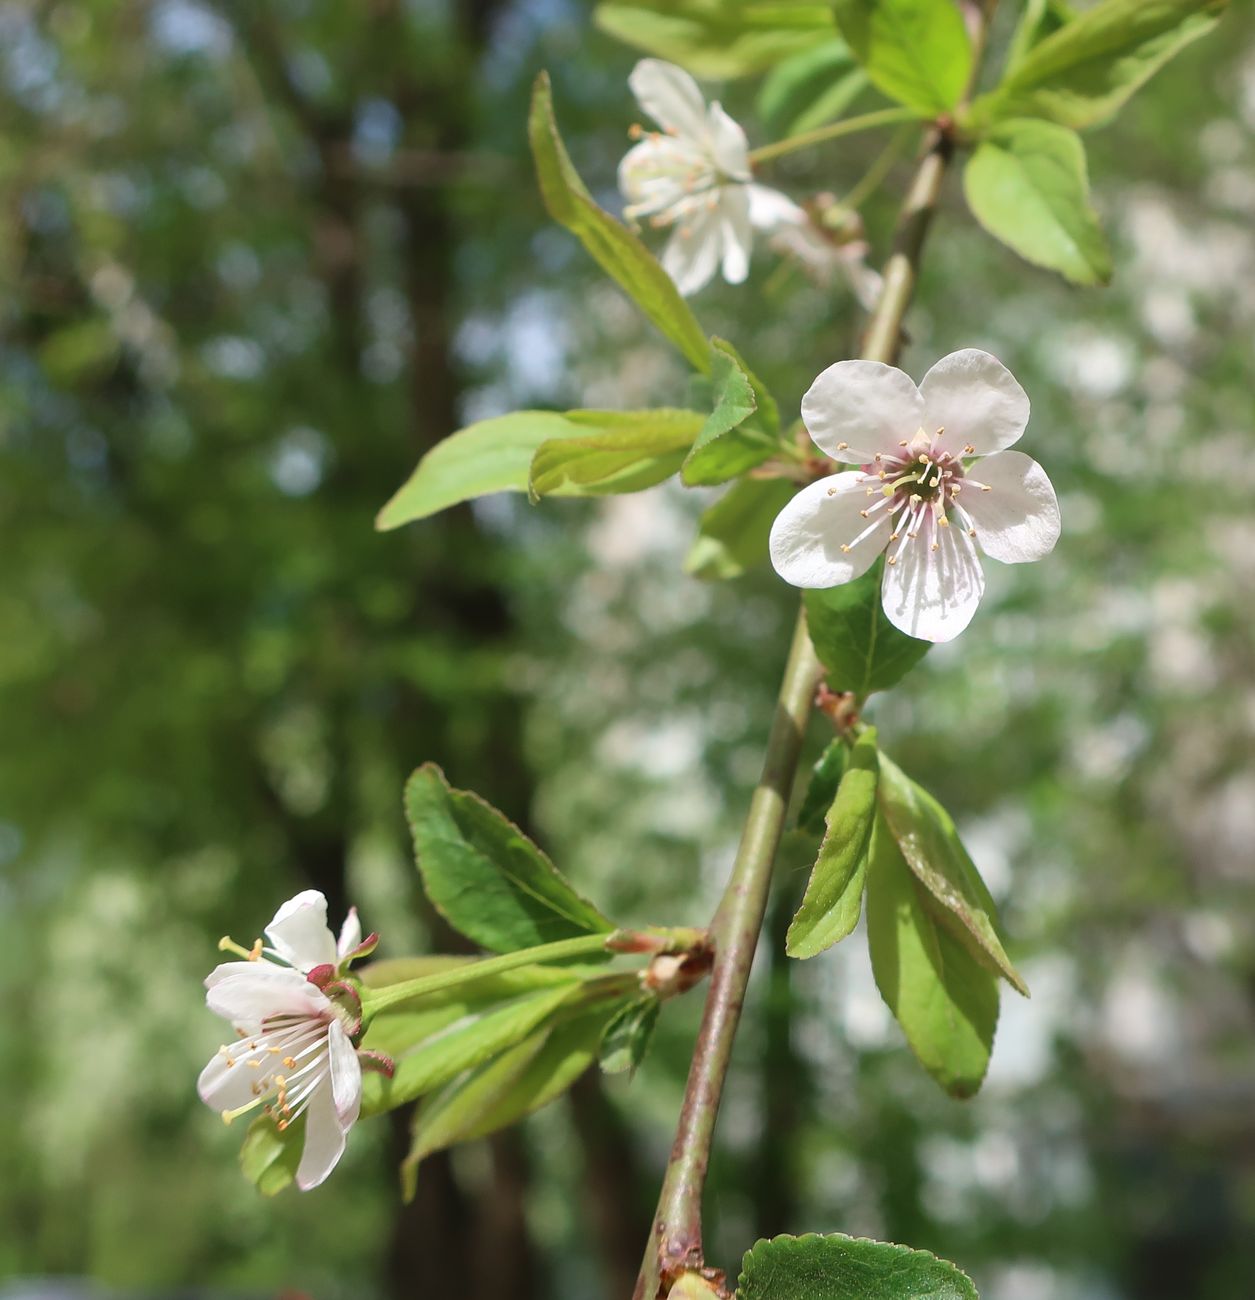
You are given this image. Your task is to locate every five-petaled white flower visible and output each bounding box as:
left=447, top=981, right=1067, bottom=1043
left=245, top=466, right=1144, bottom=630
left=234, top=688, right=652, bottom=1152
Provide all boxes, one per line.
left=769, top=349, right=1061, bottom=643
left=619, top=59, right=838, bottom=298
left=197, top=891, right=367, bottom=1190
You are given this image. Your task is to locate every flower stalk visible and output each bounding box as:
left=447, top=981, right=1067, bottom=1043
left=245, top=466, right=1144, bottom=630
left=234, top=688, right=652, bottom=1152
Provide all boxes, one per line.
left=747, top=106, right=922, bottom=166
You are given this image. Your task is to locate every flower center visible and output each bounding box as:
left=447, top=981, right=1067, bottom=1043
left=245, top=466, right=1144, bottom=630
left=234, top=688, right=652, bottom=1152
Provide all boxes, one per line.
left=218, top=1011, right=333, bottom=1131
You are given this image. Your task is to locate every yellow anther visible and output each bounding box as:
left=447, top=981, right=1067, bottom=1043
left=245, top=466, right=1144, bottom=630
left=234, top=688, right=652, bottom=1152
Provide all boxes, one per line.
left=932, top=543, right=940, bottom=552
left=628, top=123, right=643, bottom=139
left=898, top=440, right=909, bottom=447
left=859, top=509, right=870, bottom=519
left=967, top=528, right=976, bottom=537
left=283, top=1056, right=297, bottom=1068
left=887, top=556, right=898, bottom=566
left=826, top=486, right=836, bottom=496
left=246, top=1059, right=261, bottom=1069
left=963, top=443, right=975, bottom=454
left=938, top=516, right=950, bottom=528
left=267, top=1046, right=282, bottom=1055
left=840, top=544, right=851, bottom=553
left=837, top=441, right=849, bottom=450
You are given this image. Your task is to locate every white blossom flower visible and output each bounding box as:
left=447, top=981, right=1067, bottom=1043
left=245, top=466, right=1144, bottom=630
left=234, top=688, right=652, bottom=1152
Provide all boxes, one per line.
left=197, top=891, right=369, bottom=1190
left=769, top=349, right=1061, bottom=643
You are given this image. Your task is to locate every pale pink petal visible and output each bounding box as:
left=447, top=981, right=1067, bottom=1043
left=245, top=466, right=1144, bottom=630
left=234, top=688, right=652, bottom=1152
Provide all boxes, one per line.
left=204, top=960, right=268, bottom=988
left=198, top=1046, right=265, bottom=1112
left=769, top=472, right=891, bottom=588
left=920, top=349, right=1029, bottom=456
left=662, top=206, right=721, bottom=296
left=337, top=907, right=363, bottom=959
left=801, top=360, right=924, bottom=463
left=295, top=1078, right=347, bottom=1191
left=326, top=1019, right=363, bottom=1128
left=266, top=890, right=338, bottom=972
left=747, top=183, right=806, bottom=230
left=629, top=59, right=708, bottom=140
left=882, top=517, right=986, bottom=643
left=206, top=966, right=327, bottom=1026
left=718, top=184, right=752, bottom=284
left=705, top=101, right=751, bottom=179
left=961, top=450, right=1061, bottom=563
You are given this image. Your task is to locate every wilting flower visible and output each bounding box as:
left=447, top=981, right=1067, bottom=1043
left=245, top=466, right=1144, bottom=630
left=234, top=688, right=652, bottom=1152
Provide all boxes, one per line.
left=197, top=891, right=378, bottom=1190
left=769, top=349, right=1061, bottom=643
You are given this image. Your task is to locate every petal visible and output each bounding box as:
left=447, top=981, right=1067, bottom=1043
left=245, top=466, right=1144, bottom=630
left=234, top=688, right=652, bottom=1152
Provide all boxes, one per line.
left=617, top=136, right=698, bottom=215
left=747, top=183, right=806, bottom=231
left=919, top=349, right=1029, bottom=456
left=337, top=907, right=363, bottom=959
left=266, top=890, right=338, bottom=972
left=718, top=184, right=752, bottom=284
left=206, top=966, right=327, bottom=1027
left=326, top=1019, right=363, bottom=1128
left=882, top=516, right=986, bottom=643
left=628, top=59, right=708, bottom=140
left=661, top=207, right=720, bottom=296
left=961, top=450, right=1061, bottom=563
left=801, top=360, right=924, bottom=463
left=295, top=1078, right=348, bottom=1191
left=705, top=101, right=750, bottom=179
left=198, top=1045, right=265, bottom=1112
left=769, top=472, right=890, bottom=589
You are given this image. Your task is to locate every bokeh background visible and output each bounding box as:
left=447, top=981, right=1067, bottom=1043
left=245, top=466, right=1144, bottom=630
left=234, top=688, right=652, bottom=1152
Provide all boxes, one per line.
left=2, top=2, right=1254, bottom=1298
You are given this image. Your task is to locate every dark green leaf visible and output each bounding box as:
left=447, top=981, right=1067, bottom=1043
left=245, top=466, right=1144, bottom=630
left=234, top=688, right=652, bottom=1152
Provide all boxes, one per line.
left=528, top=72, right=711, bottom=373
left=594, top=2, right=837, bottom=80
left=865, top=813, right=998, bottom=1098
left=529, top=408, right=705, bottom=499
left=739, top=1231, right=979, bottom=1299
left=963, top=118, right=1111, bottom=286
left=239, top=1114, right=304, bottom=1198
left=685, top=477, right=797, bottom=581
left=796, top=740, right=848, bottom=835
left=404, top=763, right=614, bottom=953
left=876, top=753, right=1028, bottom=996
left=758, top=40, right=869, bottom=137
left=786, top=729, right=878, bottom=958
left=803, top=562, right=931, bottom=697
left=832, top=0, right=972, bottom=115
left=598, top=995, right=660, bottom=1074
left=971, top=0, right=1228, bottom=129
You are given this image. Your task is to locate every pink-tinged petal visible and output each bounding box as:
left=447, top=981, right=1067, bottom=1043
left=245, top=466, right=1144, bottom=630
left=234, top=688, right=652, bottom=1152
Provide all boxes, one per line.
left=882, top=519, right=986, bottom=643
left=801, top=360, right=924, bottom=463
left=198, top=1045, right=264, bottom=1112
left=705, top=101, right=750, bottom=179
left=266, top=890, right=338, bottom=972
left=769, top=472, right=891, bottom=589
left=295, top=1078, right=348, bottom=1191
left=961, top=450, right=1061, bottom=563
left=206, top=966, right=328, bottom=1026
left=920, top=349, right=1029, bottom=456
left=662, top=207, right=721, bottom=296
left=205, top=960, right=268, bottom=988
left=747, top=183, right=806, bottom=231
left=326, top=1019, right=363, bottom=1129
left=337, top=907, right=363, bottom=960
left=629, top=59, right=708, bottom=140
left=718, top=184, right=752, bottom=284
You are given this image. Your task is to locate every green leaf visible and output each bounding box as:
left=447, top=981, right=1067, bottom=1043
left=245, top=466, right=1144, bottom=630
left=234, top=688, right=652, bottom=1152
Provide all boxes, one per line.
left=528, top=72, right=710, bottom=373
left=594, top=2, right=837, bottom=80
left=803, top=562, right=931, bottom=697
left=362, top=983, right=578, bottom=1115
left=831, top=0, right=972, bottom=115
left=529, top=408, right=705, bottom=499
left=971, top=0, right=1228, bottom=130
left=404, top=763, right=614, bottom=953
left=598, top=995, right=660, bottom=1074
left=739, top=1231, right=979, bottom=1299
left=239, top=1114, right=304, bottom=1198
left=401, top=1006, right=609, bottom=1198
left=685, top=477, right=797, bottom=581
left=758, top=40, right=870, bottom=137
left=681, top=342, right=779, bottom=487
left=786, top=729, right=878, bottom=959
left=796, top=740, right=848, bottom=835
left=876, top=753, right=1028, bottom=996
left=1005, top=0, right=1076, bottom=74
left=963, top=118, right=1111, bottom=286
left=865, top=813, right=998, bottom=1098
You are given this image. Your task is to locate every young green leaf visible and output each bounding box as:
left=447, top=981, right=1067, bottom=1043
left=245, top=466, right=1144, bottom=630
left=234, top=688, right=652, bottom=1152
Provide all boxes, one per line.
left=1005, top=0, right=1076, bottom=74
left=865, top=813, right=999, bottom=1098
left=528, top=72, right=711, bottom=373
left=739, top=1232, right=979, bottom=1300
left=529, top=408, right=705, bottom=499
left=831, top=0, right=972, bottom=116
left=594, top=2, right=837, bottom=80
left=685, top=477, right=797, bottom=582
left=758, top=39, right=870, bottom=137
left=963, top=118, right=1111, bottom=286
left=970, top=0, right=1228, bottom=130
left=404, top=763, right=614, bottom=953
left=681, top=343, right=780, bottom=487
left=786, top=728, right=878, bottom=959
left=239, top=1113, right=304, bottom=1198
left=803, top=562, right=931, bottom=697
left=876, top=753, right=1028, bottom=996
left=796, top=739, right=848, bottom=835
left=598, top=995, right=661, bottom=1074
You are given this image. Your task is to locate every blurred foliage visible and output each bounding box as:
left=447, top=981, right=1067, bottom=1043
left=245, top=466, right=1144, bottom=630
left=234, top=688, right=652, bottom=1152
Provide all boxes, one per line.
left=1, top=2, right=1255, bottom=1299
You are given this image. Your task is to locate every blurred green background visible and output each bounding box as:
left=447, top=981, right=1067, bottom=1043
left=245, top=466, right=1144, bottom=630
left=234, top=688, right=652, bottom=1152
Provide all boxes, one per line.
left=2, top=2, right=1254, bottom=1298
